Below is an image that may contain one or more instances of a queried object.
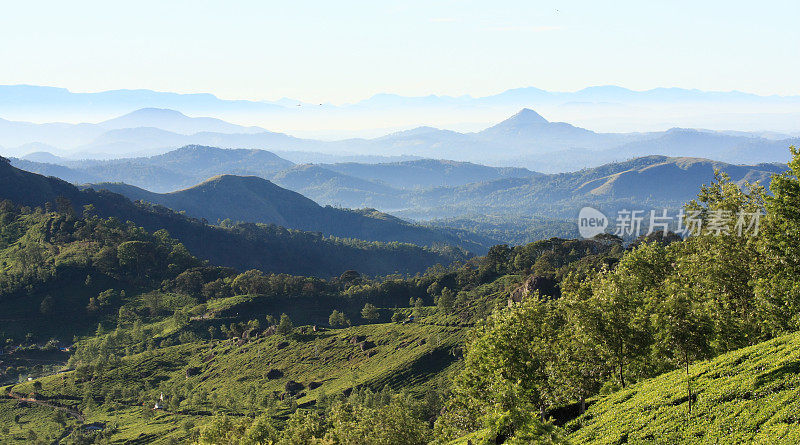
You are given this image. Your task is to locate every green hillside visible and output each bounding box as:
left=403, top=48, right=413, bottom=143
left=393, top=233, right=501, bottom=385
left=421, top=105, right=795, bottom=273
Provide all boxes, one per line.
left=401, top=155, right=786, bottom=220
left=446, top=331, right=800, bottom=444
left=2, top=312, right=465, bottom=444
left=566, top=331, right=800, bottom=443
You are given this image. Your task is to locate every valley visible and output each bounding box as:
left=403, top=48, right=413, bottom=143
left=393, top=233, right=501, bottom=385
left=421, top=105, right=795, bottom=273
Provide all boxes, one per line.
left=2, top=83, right=799, bottom=445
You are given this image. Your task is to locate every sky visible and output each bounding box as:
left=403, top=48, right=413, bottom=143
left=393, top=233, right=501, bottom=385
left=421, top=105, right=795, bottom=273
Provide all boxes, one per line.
left=1, top=0, right=798, bottom=104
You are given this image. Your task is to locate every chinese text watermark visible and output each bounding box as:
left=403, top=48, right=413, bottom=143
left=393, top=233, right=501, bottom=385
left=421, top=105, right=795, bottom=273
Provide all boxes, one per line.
left=578, top=207, right=763, bottom=239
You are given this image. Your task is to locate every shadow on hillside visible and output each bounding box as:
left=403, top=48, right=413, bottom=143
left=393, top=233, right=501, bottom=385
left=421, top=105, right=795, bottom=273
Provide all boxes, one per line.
left=548, top=400, right=596, bottom=426
left=754, top=359, right=800, bottom=388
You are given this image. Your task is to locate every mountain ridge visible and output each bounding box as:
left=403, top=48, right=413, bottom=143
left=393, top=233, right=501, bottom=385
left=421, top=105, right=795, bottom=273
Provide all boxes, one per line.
left=98, top=107, right=267, bottom=135
left=1, top=107, right=797, bottom=171
left=85, top=174, right=494, bottom=253
left=0, top=159, right=468, bottom=276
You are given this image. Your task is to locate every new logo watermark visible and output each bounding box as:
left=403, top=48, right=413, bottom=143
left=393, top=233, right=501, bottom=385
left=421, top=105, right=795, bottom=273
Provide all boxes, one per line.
left=578, top=207, right=608, bottom=239
left=577, top=207, right=763, bottom=239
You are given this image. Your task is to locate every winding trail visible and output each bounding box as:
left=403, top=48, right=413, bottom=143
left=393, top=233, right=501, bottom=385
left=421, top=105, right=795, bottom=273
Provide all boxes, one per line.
left=6, top=391, right=85, bottom=422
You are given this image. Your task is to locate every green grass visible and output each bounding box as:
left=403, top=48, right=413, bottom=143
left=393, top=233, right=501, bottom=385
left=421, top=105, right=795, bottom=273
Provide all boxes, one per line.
left=3, top=312, right=465, bottom=443
left=566, top=331, right=800, bottom=444
left=0, top=398, right=72, bottom=443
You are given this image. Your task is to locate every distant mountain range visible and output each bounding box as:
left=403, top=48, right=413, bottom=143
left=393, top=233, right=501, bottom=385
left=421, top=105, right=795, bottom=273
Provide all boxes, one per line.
left=9, top=145, right=541, bottom=194
left=2, top=107, right=798, bottom=172
left=0, top=107, right=311, bottom=158
left=100, top=108, right=266, bottom=135
left=2, top=84, right=800, bottom=137
left=9, top=145, right=791, bottom=230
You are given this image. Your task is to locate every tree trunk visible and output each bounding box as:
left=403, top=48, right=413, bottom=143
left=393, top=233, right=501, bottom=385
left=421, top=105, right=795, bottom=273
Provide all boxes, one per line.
left=686, top=352, right=692, bottom=415
left=580, top=395, right=586, bottom=414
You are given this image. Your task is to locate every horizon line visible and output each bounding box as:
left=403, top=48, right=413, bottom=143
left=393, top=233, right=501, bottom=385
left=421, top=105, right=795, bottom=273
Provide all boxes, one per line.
left=1, top=83, right=798, bottom=107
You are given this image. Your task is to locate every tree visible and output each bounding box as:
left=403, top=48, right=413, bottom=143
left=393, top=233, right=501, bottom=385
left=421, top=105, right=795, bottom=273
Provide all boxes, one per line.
left=279, top=409, right=325, bottom=444
left=653, top=278, right=713, bottom=414
left=242, top=414, right=279, bottom=444
left=756, top=146, right=800, bottom=333
left=96, top=289, right=116, bottom=308
left=426, top=281, right=442, bottom=297
left=437, top=287, right=455, bottom=313
left=39, top=295, right=54, bottom=315
left=326, top=396, right=429, bottom=445
left=197, top=415, right=247, bottom=443
left=329, top=310, right=350, bottom=327
left=549, top=324, right=604, bottom=414
left=339, top=270, right=362, bottom=288
left=173, top=310, right=190, bottom=329
left=173, top=270, right=204, bottom=296
left=117, top=240, right=156, bottom=280
left=571, top=243, right=668, bottom=387
left=681, top=170, right=767, bottom=350
left=276, top=314, right=294, bottom=336
left=361, top=303, right=379, bottom=321
left=232, top=270, right=269, bottom=295
left=54, top=196, right=74, bottom=216
left=86, top=297, right=100, bottom=314
left=439, top=296, right=561, bottom=440
left=413, top=298, right=424, bottom=317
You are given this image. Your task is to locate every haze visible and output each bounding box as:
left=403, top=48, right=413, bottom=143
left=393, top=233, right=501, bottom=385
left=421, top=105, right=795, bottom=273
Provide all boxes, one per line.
left=2, top=1, right=798, bottom=103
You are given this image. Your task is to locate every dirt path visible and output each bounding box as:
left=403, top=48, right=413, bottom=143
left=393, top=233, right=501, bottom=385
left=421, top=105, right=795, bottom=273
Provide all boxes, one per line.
left=6, top=391, right=85, bottom=422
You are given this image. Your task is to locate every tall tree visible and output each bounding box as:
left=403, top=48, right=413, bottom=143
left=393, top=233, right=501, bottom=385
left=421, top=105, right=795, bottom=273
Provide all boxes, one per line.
left=276, top=313, right=294, bottom=336
left=329, top=310, right=350, bottom=327
left=571, top=243, right=668, bottom=387
left=361, top=303, right=379, bottom=321
left=681, top=170, right=766, bottom=350
left=438, top=296, right=561, bottom=440
left=756, top=146, right=800, bottom=333
left=653, top=278, right=713, bottom=414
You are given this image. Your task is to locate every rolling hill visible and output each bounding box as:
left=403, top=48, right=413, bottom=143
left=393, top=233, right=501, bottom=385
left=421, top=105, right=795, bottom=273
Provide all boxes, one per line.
left=321, top=158, right=540, bottom=189
left=398, top=155, right=788, bottom=220
left=270, top=164, right=404, bottom=209
left=0, top=157, right=468, bottom=277
left=610, top=128, right=800, bottom=165
left=3, top=83, right=799, bottom=143
left=9, top=146, right=791, bottom=243
left=473, top=108, right=632, bottom=153
left=87, top=175, right=494, bottom=253
left=12, top=145, right=296, bottom=192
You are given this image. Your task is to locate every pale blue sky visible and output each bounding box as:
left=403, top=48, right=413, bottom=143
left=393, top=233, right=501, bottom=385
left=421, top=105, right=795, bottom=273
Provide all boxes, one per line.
left=1, top=0, right=798, bottom=103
